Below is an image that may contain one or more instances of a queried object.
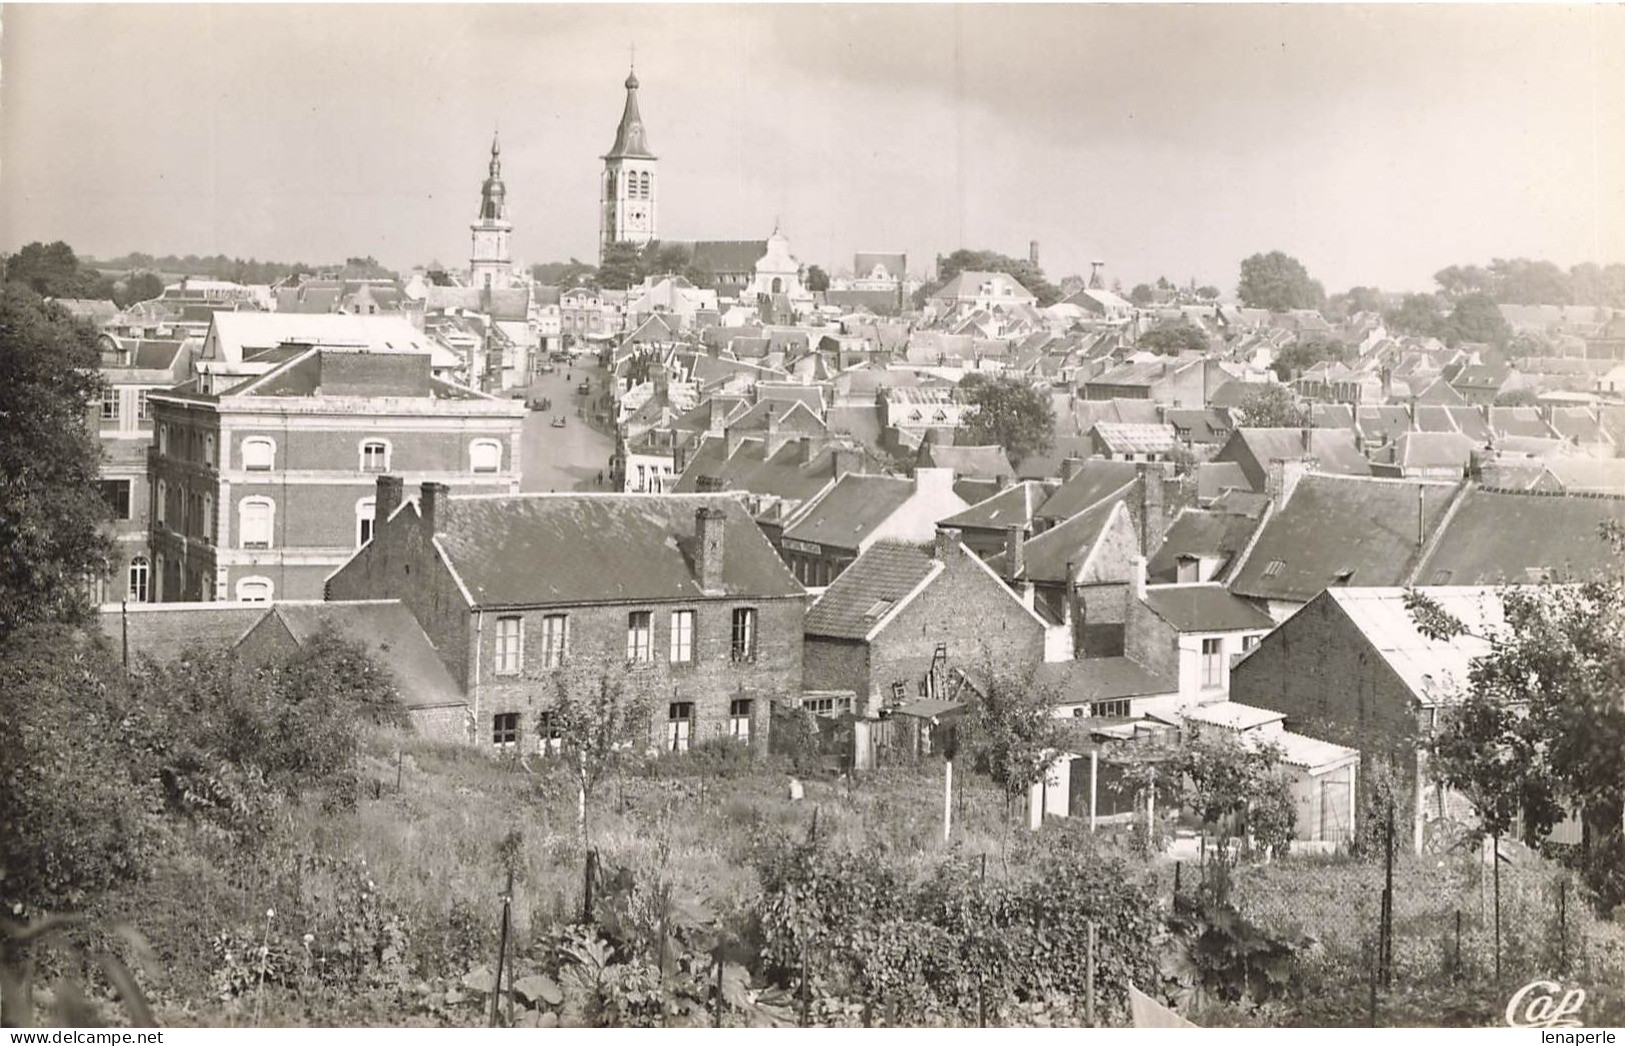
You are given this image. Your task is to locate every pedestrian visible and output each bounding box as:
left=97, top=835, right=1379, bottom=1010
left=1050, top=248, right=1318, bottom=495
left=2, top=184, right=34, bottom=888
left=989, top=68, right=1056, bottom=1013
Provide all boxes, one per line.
left=596, top=470, right=604, bottom=486
left=788, top=777, right=805, bottom=802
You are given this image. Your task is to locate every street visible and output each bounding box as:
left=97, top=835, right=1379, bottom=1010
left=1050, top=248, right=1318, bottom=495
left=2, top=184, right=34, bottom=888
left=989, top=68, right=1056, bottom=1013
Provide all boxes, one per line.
left=516, top=356, right=616, bottom=493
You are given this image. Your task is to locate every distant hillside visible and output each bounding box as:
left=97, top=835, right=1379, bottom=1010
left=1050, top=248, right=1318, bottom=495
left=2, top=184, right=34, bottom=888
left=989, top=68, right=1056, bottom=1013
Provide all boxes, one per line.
left=86, top=252, right=397, bottom=284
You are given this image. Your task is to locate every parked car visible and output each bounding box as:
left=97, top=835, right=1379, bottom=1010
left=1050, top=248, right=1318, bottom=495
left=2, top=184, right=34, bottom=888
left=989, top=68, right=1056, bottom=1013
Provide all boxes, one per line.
left=577, top=382, right=591, bottom=395
left=539, top=362, right=556, bottom=373
left=527, top=397, right=552, bottom=411
left=551, top=416, right=567, bottom=428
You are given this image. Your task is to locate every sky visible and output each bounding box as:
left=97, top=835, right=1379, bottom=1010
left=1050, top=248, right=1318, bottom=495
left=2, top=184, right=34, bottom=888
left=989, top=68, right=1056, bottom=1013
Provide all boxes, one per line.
left=2, top=4, right=1621, bottom=294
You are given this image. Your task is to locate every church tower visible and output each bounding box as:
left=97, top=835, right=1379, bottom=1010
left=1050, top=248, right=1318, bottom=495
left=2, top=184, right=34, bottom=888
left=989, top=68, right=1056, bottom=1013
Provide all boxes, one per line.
left=470, top=134, right=514, bottom=291
left=600, top=67, right=658, bottom=262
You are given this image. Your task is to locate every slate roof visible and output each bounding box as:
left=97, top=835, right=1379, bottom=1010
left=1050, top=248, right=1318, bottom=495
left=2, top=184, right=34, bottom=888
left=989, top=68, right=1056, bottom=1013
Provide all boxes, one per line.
left=257, top=602, right=464, bottom=710
left=670, top=435, right=840, bottom=503
left=1207, top=380, right=1266, bottom=410
left=756, top=383, right=826, bottom=415
left=1534, top=458, right=1625, bottom=495
left=780, top=474, right=915, bottom=553
left=989, top=498, right=1120, bottom=583
left=803, top=541, right=940, bottom=640
left=1016, top=436, right=1097, bottom=481
left=1215, top=428, right=1372, bottom=490
left=825, top=404, right=884, bottom=447
left=434, top=494, right=803, bottom=607
left=1411, top=376, right=1468, bottom=406
left=1196, top=461, right=1251, bottom=503
left=1355, top=406, right=1413, bottom=446
left=1034, top=657, right=1175, bottom=704
left=1229, top=475, right=1460, bottom=602
left=1414, top=404, right=1493, bottom=441
left=939, top=480, right=1055, bottom=531
left=128, top=339, right=187, bottom=370
left=1141, top=584, right=1275, bottom=633
left=1411, top=487, right=1625, bottom=586
left=101, top=603, right=271, bottom=665
left=1163, top=408, right=1232, bottom=445
left=1547, top=407, right=1609, bottom=444
left=1146, top=508, right=1262, bottom=584
left=1034, top=460, right=1141, bottom=522
left=1487, top=406, right=1556, bottom=440
left=918, top=443, right=1015, bottom=480
left=688, top=240, right=769, bottom=276
left=1087, top=360, right=1190, bottom=388
left=1395, top=431, right=1474, bottom=471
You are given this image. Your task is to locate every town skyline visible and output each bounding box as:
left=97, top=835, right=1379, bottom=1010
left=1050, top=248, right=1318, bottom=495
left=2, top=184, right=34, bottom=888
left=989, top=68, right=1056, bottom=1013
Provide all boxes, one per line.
left=3, top=4, right=1621, bottom=292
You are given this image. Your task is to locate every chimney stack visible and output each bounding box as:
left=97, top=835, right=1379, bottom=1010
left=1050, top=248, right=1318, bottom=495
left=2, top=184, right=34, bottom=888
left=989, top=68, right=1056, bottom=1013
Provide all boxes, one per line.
left=420, top=481, right=449, bottom=535
left=696, top=506, right=727, bottom=593
left=1061, top=458, right=1084, bottom=482
left=833, top=446, right=862, bottom=479
left=376, top=475, right=403, bottom=527
left=1137, top=462, right=1166, bottom=556
left=1264, top=458, right=1306, bottom=510
left=1133, top=554, right=1148, bottom=602
left=1004, top=524, right=1025, bottom=579
left=934, top=527, right=959, bottom=562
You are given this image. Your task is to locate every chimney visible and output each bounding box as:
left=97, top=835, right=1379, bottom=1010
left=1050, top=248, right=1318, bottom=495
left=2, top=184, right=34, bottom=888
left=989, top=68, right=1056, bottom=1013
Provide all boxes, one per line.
left=798, top=436, right=817, bottom=466
left=376, top=474, right=403, bottom=526
left=651, top=362, right=669, bottom=399
left=995, top=473, right=1011, bottom=491
left=914, top=466, right=954, bottom=499
left=934, top=527, right=959, bottom=562
left=1300, top=428, right=1313, bottom=452
left=1137, top=462, right=1166, bottom=556
left=1004, top=524, right=1025, bottom=579
left=695, top=506, right=727, bottom=593
left=1264, top=458, right=1306, bottom=510
left=1061, top=457, right=1084, bottom=482
left=1133, top=554, right=1148, bottom=601
left=674, top=442, right=688, bottom=476
left=420, top=481, right=449, bottom=535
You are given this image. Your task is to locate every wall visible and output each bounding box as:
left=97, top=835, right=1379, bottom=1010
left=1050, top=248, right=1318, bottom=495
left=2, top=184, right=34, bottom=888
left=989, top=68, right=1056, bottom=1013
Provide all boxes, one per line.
left=802, top=636, right=871, bottom=705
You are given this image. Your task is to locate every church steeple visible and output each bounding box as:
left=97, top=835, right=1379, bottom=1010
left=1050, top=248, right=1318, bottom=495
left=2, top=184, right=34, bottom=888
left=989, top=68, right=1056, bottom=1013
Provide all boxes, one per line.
left=470, top=132, right=514, bottom=291
left=479, top=133, right=507, bottom=221
left=604, top=66, right=655, bottom=161
left=600, top=64, right=658, bottom=261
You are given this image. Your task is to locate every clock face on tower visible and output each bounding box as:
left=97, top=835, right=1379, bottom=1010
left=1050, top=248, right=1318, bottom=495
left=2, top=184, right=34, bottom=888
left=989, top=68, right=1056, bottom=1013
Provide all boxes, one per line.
left=627, top=209, right=648, bottom=232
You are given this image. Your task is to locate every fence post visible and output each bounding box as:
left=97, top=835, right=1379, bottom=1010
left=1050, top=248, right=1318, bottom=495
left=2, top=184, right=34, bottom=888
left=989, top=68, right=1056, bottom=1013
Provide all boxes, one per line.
left=1086, top=920, right=1097, bottom=1027
left=714, top=956, right=725, bottom=1028
left=1454, top=909, right=1462, bottom=982
left=1558, top=876, right=1569, bottom=973
left=582, top=848, right=598, bottom=923
left=1382, top=796, right=1395, bottom=988
left=1367, top=935, right=1379, bottom=1028
left=490, top=864, right=513, bottom=1027
left=1174, top=860, right=1183, bottom=906
left=800, top=949, right=810, bottom=1028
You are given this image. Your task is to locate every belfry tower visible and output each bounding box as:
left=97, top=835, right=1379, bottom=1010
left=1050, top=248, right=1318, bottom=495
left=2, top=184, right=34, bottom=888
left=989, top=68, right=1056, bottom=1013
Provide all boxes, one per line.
left=600, top=66, right=658, bottom=262
left=470, top=134, right=514, bottom=291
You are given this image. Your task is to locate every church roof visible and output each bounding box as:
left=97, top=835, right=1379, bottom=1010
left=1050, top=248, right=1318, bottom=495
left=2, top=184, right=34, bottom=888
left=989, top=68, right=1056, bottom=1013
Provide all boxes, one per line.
left=604, top=68, right=656, bottom=160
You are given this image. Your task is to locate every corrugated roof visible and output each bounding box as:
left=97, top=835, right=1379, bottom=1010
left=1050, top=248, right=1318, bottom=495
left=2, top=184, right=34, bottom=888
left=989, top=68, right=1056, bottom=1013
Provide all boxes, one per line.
left=1092, top=421, right=1178, bottom=454
left=1142, top=584, right=1275, bottom=633
left=1183, top=702, right=1285, bottom=730
left=803, top=541, right=940, bottom=639
left=434, top=494, right=804, bottom=607
left=1325, top=586, right=1505, bottom=705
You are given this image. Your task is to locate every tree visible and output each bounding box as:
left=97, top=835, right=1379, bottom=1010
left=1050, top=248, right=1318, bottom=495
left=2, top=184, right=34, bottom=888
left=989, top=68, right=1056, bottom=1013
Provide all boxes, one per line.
left=1444, top=292, right=1511, bottom=350
left=956, top=663, right=1065, bottom=830
left=116, top=272, right=165, bottom=307
left=0, top=287, right=112, bottom=639
left=595, top=242, right=644, bottom=290
left=547, top=658, right=658, bottom=845
left=532, top=259, right=598, bottom=288
left=1129, top=283, right=1155, bottom=306
left=957, top=374, right=1055, bottom=467
left=1384, top=293, right=1446, bottom=338
left=1232, top=383, right=1308, bottom=428
left=1138, top=323, right=1209, bottom=355
left=919, top=248, right=1063, bottom=307
left=1196, top=285, right=1221, bottom=302
left=1492, top=387, right=1540, bottom=408
left=1176, top=730, right=1297, bottom=864
left=1236, top=251, right=1325, bottom=312
left=804, top=265, right=830, bottom=292
left=1268, top=335, right=1349, bottom=381
left=1409, top=528, right=1625, bottom=910
left=4, top=241, right=114, bottom=300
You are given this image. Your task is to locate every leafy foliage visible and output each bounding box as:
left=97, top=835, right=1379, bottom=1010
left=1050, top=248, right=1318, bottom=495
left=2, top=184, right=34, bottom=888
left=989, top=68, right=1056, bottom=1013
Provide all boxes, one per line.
left=1231, top=383, right=1308, bottom=429
left=1434, top=258, right=1625, bottom=308
left=955, top=663, right=1064, bottom=805
left=1384, top=293, right=1447, bottom=338
left=1138, top=322, right=1209, bottom=355
left=956, top=374, right=1055, bottom=468
left=1443, top=292, right=1511, bottom=350
left=1176, top=730, right=1297, bottom=862
left=804, top=265, right=830, bottom=292
left=1237, top=251, right=1325, bottom=312
left=0, top=285, right=112, bottom=638
left=917, top=248, right=1063, bottom=307
left=1269, top=334, right=1350, bottom=381
left=547, top=658, right=659, bottom=843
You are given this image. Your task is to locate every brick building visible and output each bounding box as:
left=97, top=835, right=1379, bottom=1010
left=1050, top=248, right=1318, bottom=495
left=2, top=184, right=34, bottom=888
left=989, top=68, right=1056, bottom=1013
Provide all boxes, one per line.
left=327, top=481, right=806, bottom=751
left=802, top=530, right=1047, bottom=715
left=147, top=341, right=523, bottom=602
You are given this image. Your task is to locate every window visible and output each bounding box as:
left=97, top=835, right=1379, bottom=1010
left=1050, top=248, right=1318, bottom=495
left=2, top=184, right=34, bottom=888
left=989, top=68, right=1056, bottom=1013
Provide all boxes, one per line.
left=626, top=611, right=652, bottom=662
left=199, top=494, right=213, bottom=541
left=1201, top=637, right=1224, bottom=689
left=235, top=577, right=273, bottom=603
left=470, top=439, right=502, bottom=474
left=666, top=702, right=694, bottom=752
left=540, top=614, right=568, bottom=669
left=669, top=609, right=694, bottom=663
left=356, top=497, right=376, bottom=547
left=1090, top=699, right=1132, bottom=718
left=536, top=711, right=562, bottom=755
left=804, top=695, right=853, bottom=717
left=494, top=616, right=523, bottom=675
left=203, top=434, right=215, bottom=466
left=242, top=437, right=275, bottom=471
left=360, top=440, right=390, bottom=473
left=1242, top=634, right=1261, bottom=652
left=730, top=607, right=757, bottom=662
left=890, top=681, right=907, bottom=703
left=127, top=556, right=150, bottom=603
left=730, top=699, right=753, bottom=743
left=136, top=390, right=151, bottom=421
left=100, top=387, right=120, bottom=422
left=155, top=480, right=167, bottom=525
left=100, top=479, right=132, bottom=520
left=492, top=712, right=520, bottom=749
left=157, top=424, right=169, bottom=454
left=238, top=497, right=274, bottom=549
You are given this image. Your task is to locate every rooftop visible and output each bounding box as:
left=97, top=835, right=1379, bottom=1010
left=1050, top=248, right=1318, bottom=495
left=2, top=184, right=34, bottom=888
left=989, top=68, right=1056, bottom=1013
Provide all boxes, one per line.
left=803, top=541, right=941, bottom=640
